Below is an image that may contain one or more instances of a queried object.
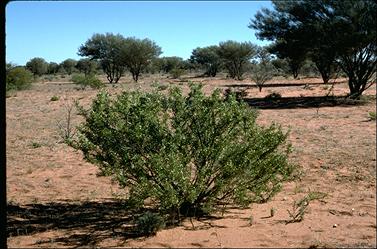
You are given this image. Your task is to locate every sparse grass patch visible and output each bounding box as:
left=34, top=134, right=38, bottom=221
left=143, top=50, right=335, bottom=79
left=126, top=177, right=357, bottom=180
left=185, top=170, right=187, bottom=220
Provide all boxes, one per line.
left=44, top=75, right=57, bottom=82
left=286, top=191, right=327, bottom=224
left=302, top=84, right=314, bottom=90
left=30, top=141, right=42, bottom=149
left=57, top=100, right=77, bottom=144
left=368, top=111, right=376, bottom=121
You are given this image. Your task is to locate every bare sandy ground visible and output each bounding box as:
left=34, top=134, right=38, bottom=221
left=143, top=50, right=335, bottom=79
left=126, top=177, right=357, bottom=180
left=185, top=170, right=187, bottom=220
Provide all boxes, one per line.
left=6, top=74, right=376, bottom=248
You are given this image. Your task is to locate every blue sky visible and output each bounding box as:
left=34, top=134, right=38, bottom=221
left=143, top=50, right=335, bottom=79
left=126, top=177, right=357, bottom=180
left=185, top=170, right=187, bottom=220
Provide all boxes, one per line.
left=6, top=1, right=273, bottom=65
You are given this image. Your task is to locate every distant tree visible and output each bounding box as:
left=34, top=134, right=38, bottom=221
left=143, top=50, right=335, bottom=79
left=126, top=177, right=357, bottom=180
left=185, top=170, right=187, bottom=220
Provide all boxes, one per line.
left=26, top=57, right=48, bottom=76
left=159, top=56, right=184, bottom=74
left=47, top=62, right=60, bottom=75
left=250, top=0, right=377, bottom=98
left=78, top=33, right=126, bottom=83
left=157, top=56, right=187, bottom=79
left=270, top=58, right=290, bottom=77
left=300, top=59, right=319, bottom=78
left=76, top=58, right=98, bottom=76
left=181, top=59, right=197, bottom=73
left=119, top=37, right=162, bottom=82
left=190, top=46, right=222, bottom=77
left=217, top=41, right=257, bottom=80
left=148, top=58, right=195, bottom=75
left=61, top=59, right=77, bottom=75
left=144, top=58, right=162, bottom=74
left=250, top=47, right=276, bottom=91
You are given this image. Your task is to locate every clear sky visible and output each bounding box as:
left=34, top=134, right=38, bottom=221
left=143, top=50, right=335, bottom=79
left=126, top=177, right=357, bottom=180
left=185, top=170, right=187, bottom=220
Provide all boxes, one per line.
left=6, top=1, right=273, bottom=65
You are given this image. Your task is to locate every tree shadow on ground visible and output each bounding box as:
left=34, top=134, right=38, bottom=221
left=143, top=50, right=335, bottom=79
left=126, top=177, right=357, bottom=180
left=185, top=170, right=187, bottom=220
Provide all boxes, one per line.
left=224, top=80, right=347, bottom=89
left=242, top=95, right=372, bottom=109
left=7, top=200, right=152, bottom=247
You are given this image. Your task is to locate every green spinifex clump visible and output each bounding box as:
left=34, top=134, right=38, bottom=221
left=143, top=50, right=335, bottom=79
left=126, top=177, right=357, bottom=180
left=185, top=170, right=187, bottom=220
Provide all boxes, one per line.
left=73, top=83, right=294, bottom=219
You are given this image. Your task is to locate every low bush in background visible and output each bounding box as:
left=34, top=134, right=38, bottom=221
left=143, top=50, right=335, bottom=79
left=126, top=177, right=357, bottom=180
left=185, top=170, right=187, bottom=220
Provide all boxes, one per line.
left=72, top=83, right=294, bottom=223
left=170, top=68, right=185, bottom=79
left=265, top=92, right=282, bottom=100
left=50, top=95, right=60, bottom=101
left=71, top=73, right=104, bottom=89
left=6, top=67, right=34, bottom=92
left=224, top=87, right=248, bottom=101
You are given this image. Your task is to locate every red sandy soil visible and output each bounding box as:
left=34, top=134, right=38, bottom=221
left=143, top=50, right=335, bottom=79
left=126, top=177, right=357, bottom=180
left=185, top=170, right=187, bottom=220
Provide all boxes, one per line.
left=6, top=73, right=376, bottom=248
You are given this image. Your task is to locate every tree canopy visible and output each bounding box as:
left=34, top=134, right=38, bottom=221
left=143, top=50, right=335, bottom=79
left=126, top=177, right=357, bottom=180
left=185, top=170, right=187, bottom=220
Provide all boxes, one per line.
left=217, top=41, right=257, bottom=80
left=76, top=58, right=99, bottom=76
left=78, top=33, right=126, bottom=83
left=250, top=0, right=377, bottom=98
left=119, top=37, right=162, bottom=82
left=190, top=46, right=221, bottom=77
left=159, top=56, right=185, bottom=74
left=78, top=34, right=161, bottom=83
left=61, top=59, right=77, bottom=75
left=26, top=57, right=48, bottom=76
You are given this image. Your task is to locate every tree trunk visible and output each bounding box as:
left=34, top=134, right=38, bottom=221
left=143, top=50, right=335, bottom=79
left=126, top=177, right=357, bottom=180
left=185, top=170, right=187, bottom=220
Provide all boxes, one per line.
left=293, top=71, right=299, bottom=79
left=319, top=71, right=330, bottom=84
left=132, top=72, right=139, bottom=82
left=348, top=77, right=365, bottom=99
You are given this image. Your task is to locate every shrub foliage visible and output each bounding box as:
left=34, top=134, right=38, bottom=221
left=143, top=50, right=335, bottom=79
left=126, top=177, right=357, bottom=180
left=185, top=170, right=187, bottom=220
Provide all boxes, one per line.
left=6, top=67, right=34, bottom=91
left=71, top=73, right=104, bottom=89
left=73, top=84, right=294, bottom=219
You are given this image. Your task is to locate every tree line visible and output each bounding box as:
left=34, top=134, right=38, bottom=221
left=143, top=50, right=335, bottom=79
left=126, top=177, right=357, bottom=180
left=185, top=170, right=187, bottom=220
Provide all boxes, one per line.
left=11, top=36, right=320, bottom=86
left=7, top=0, right=375, bottom=98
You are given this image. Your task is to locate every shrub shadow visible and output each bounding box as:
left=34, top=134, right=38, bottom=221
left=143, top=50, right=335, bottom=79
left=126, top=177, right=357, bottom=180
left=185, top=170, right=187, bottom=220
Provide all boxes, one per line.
left=7, top=200, right=152, bottom=247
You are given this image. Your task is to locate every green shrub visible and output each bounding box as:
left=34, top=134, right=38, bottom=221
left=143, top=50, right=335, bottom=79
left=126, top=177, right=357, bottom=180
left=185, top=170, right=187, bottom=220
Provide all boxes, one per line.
left=170, top=67, right=185, bottom=79
left=135, top=211, right=165, bottom=236
left=73, top=83, right=294, bottom=219
left=71, top=73, right=103, bottom=89
left=50, top=95, right=60, bottom=101
left=6, top=67, right=34, bottom=91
